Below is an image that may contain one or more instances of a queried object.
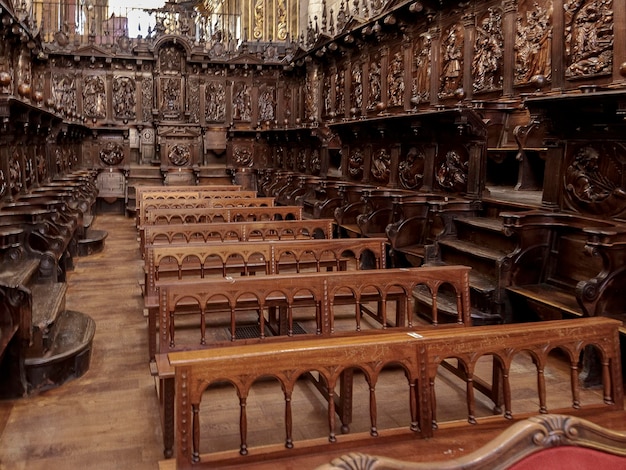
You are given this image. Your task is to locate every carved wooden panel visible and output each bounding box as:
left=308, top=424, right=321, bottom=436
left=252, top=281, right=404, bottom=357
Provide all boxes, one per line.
left=472, top=7, right=504, bottom=93
left=412, top=32, right=431, bottom=105
left=436, top=147, right=469, bottom=192
left=399, top=146, right=426, bottom=190
left=514, top=0, right=552, bottom=85
left=205, top=81, right=226, bottom=122
left=387, top=49, right=405, bottom=108
left=439, top=23, right=464, bottom=98
left=82, top=74, right=106, bottom=120
left=113, top=75, right=136, bottom=121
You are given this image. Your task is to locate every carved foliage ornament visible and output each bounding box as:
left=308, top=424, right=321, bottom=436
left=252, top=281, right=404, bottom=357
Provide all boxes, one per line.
left=99, top=142, right=125, bottom=166
left=234, top=146, right=253, bottom=167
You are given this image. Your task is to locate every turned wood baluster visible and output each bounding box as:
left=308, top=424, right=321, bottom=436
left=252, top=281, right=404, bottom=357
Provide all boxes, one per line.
left=400, top=294, right=408, bottom=327
left=259, top=302, right=266, bottom=339
left=537, top=365, right=548, bottom=413
left=502, top=366, right=513, bottom=419
left=369, top=381, right=379, bottom=437
left=284, top=389, right=294, bottom=449
left=287, top=301, right=294, bottom=336
left=239, top=395, right=249, bottom=455
left=355, top=300, right=362, bottom=331
left=571, top=359, right=581, bottom=409
left=230, top=305, right=237, bottom=341
left=455, top=287, right=463, bottom=325
left=409, top=381, right=419, bottom=432
left=431, top=288, right=439, bottom=326
left=328, top=379, right=337, bottom=442
left=602, top=358, right=613, bottom=405
left=430, top=377, right=438, bottom=429
left=380, top=297, right=387, bottom=328
left=192, top=404, right=200, bottom=463
left=200, top=261, right=205, bottom=279
left=200, top=306, right=206, bottom=345
left=169, top=309, right=176, bottom=348
left=466, top=369, right=477, bottom=425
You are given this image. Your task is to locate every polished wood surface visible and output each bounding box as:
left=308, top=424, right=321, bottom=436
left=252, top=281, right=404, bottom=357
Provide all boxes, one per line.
left=1, top=214, right=625, bottom=470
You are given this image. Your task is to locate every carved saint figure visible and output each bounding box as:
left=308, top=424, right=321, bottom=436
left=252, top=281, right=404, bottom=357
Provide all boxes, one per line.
left=413, top=34, right=431, bottom=104
left=399, top=147, right=425, bottom=190
left=473, top=8, right=503, bottom=92
left=515, top=2, right=552, bottom=83
left=371, top=149, right=391, bottom=183
left=351, top=64, right=362, bottom=110
left=233, top=82, right=251, bottom=121
left=259, top=89, right=275, bottom=122
left=83, top=75, right=106, bottom=119
left=368, top=60, right=381, bottom=109
left=388, top=52, right=404, bottom=107
left=440, top=26, right=463, bottom=96
left=113, top=76, right=136, bottom=119
left=206, top=82, right=226, bottom=121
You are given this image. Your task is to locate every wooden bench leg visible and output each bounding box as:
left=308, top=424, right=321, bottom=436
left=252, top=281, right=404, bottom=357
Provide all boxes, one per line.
left=161, top=376, right=175, bottom=458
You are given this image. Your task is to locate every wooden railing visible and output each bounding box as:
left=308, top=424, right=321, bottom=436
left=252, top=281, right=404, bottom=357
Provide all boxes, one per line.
left=168, top=317, right=623, bottom=468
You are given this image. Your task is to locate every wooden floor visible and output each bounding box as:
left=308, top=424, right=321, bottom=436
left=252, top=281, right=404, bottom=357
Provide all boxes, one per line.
left=1, top=213, right=625, bottom=470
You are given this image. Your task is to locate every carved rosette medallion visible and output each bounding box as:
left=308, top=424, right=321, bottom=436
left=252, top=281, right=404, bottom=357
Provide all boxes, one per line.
left=399, top=147, right=425, bottom=190
left=168, top=144, right=191, bottom=166
left=348, top=148, right=364, bottom=180
left=564, top=143, right=626, bottom=216
left=99, top=142, right=125, bottom=166
left=371, top=149, right=391, bottom=183
left=233, top=146, right=253, bottom=167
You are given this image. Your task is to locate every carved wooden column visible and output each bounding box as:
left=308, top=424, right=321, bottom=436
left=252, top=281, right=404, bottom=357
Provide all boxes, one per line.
left=462, top=11, right=475, bottom=101
left=551, top=0, right=565, bottom=90
left=541, top=142, right=565, bottom=210
left=380, top=46, right=389, bottom=111
left=429, top=26, right=441, bottom=106
left=502, top=0, right=517, bottom=97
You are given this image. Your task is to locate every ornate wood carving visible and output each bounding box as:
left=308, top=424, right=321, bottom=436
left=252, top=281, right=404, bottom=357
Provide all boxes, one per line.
left=399, top=146, right=425, bottom=190
left=113, top=76, right=136, bottom=120
left=514, top=0, right=552, bottom=85
left=99, top=142, right=125, bottom=166
left=348, top=147, right=364, bottom=180
left=368, top=57, right=382, bottom=110
left=439, top=24, right=464, bottom=98
left=233, top=81, right=252, bottom=121
left=83, top=75, right=106, bottom=119
left=205, top=82, right=226, bottom=122
left=412, top=33, right=431, bottom=105
left=388, top=51, right=404, bottom=108
left=564, top=0, right=614, bottom=79
left=472, top=8, right=504, bottom=93
left=436, top=148, right=469, bottom=192
left=371, top=148, right=391, bottom=183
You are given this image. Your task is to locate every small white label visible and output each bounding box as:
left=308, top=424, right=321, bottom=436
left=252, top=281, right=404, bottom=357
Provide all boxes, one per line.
left=407, top=332, right=423, bottom=339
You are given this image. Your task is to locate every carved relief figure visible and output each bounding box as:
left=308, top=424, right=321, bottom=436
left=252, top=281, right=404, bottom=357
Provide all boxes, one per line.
left=188, top=78, right=200, bottom=123
left=473, top=8, right=504, bottom=92
left=113, top=76, right=136, bottom=119
left=335, top=68, right=345, bottom=115
left=206, top=82, right=226, bottom=121
left=437, top=150, right=468, bottom=191
left=161, top=77, right=181, bottom=114
left=311, top=149, right=321, bottom=175
left=297, top=150, right=307, bottom=172
left=564, top=0, right=613, bottom=78
left=348, top=148, right=364, bottom=179
left=565, top=145, right=625, bottom=211
left=9, top=152, right=22, bottom=196
left=233, top=82, right=251, bottom=121
left=440, top=25, right=463, bottom=97
left=36, top=153, right=47, bottom=182
left=142, top=76, right=153, bottom=122
left=0, top=170, right=6, bottom=198
left=53, top=73, right=77, bottom=113
left=168, top=144, right=191, bottom=166
left=324, top=72, right=332, bottom=116
left=305, top=70, right=319, bottom=121
left=259, top=88, right=275, bottom=122
left=159, top=46, right=182, bottom=72
left=515, top=1, right=552, bottom=84
left=351, top=63, right=363, bottom=111
left=399, top=147, right=425, bottom=190
left=371, top=149, right=391, bottom=183
left=99, top=142, right=125, bottom=166
left=413, top=33, right=431, bottom=104
left=388, top=52, right=404, bottom=107
left=83, top=75, right=106, bottom=119
left=368, top=60, right=381, bottom=109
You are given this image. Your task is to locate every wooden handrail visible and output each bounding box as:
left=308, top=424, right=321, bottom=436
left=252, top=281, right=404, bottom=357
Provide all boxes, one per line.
left=169, top=317, right=623, bottom=468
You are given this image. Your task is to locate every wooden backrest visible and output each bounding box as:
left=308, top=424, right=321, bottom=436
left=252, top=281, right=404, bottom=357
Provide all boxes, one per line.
left=157, top=265, right=471, bottom=349
left=145, top=237, right=388, bottom=302
left=144, top=205, right=303, bottom=225
left=168, top=317, right=623, bottom=467
left=144, top=219, right=334, bottom=248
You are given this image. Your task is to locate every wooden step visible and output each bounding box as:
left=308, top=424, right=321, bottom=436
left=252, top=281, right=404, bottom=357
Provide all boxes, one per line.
left=438, top=238, right=508, bottom=263
left=77, top=229, right=108, bottom=256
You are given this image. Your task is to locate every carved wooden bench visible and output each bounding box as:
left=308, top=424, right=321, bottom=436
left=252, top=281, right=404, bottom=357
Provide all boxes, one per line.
left=144, top=237, right=389, bottom=360
left=139, top=205, right=304, bottom=254
left=155, top=265, right=472, bottom=457
left=143, top=219, right=335, bottom=256
left=165, top=317, right=622, bottom=467
left=501, top=210, right=626, bottom=326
